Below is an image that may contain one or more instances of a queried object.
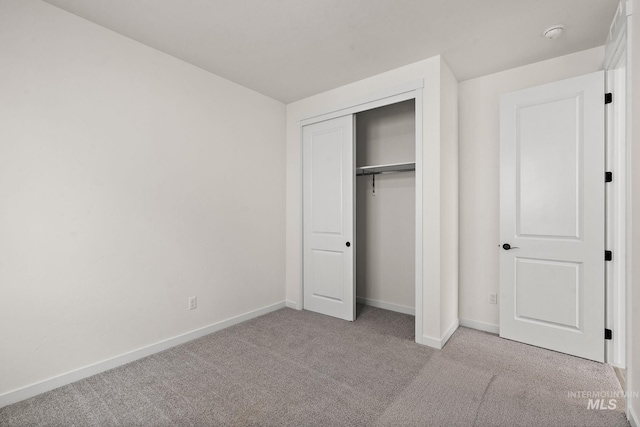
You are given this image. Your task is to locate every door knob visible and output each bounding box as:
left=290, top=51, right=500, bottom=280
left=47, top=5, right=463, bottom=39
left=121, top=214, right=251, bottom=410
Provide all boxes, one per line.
left=502, top=243, right=519, bottom=250
left=346, top=242, right=351, bottom=247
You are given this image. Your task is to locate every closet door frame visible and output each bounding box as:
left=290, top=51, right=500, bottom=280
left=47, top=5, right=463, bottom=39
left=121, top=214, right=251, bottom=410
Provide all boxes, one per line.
left=298, top=80, right=424, bottom=342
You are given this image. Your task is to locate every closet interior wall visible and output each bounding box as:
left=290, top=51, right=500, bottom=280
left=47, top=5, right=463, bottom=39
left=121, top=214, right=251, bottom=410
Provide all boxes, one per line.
left=355, top=100, right=416, bottom=314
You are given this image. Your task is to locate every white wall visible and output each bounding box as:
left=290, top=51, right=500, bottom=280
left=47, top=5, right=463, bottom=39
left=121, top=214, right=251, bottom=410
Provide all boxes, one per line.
left=458, top=46, right=605, bottom=329
left=286, top=56, right=458, bottom=346
left=355, top=101, right=415, bottom=311
left=0, top=0, right=285, bottom=398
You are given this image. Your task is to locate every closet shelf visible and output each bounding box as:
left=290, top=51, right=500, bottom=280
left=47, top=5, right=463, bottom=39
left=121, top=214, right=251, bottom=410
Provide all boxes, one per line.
left=356, top=161, right=415, bottom=176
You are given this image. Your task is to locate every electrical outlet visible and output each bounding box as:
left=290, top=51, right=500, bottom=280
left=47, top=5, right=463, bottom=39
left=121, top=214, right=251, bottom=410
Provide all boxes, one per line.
left=189, top=296, right=197, bottom=310
left=489, top=293, right=498, bottom=305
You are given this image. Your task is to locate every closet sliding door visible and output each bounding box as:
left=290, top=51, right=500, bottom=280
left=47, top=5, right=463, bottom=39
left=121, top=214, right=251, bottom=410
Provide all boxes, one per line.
left=302, top=115, right=355, bottom=321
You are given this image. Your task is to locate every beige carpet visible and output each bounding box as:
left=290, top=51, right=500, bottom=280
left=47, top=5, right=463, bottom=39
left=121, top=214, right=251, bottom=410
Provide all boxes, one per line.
left=0, top=305, right=630, bottom=426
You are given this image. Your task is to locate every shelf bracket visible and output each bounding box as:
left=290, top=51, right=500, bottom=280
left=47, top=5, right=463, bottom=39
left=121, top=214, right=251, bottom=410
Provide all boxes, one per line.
left=372, top=173, right=375, bottom=196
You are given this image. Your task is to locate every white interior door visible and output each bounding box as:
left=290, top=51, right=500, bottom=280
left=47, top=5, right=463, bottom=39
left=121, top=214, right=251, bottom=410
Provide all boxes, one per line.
left=303, top=115, right=355, bottom=321
left=500, top=71, right=605, bottom=362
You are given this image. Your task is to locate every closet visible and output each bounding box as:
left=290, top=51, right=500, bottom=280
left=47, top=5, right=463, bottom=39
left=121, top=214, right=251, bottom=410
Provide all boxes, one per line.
left=302, top=99, right=416, bottom=324
left=355, top=100, right=416, bottom=317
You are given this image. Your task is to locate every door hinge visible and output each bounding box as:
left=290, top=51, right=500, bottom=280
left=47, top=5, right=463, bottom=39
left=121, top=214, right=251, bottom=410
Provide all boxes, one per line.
left=605, top=250, right=613, bottom=261
left=605, top=172, right=613, bottom=183
left=605, top=329, right=612, bottom=340
left=605, top=93, right=613, bottom=104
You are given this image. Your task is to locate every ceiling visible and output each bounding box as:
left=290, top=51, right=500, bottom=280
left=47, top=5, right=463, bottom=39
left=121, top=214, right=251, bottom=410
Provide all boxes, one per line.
left=43, top=0, right=618, bottom=103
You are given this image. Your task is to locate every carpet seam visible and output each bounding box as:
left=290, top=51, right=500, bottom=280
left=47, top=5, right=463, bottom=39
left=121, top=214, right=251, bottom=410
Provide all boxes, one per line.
left=471, top=373, right=496, bottom=427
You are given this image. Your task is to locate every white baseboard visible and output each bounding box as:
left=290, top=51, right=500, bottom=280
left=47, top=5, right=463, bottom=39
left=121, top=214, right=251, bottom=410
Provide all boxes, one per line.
left=440, top=319, right=459, bottom=348
left=420, top=319, right=459, bottom=350
left=629, top=404, right=639, bottom=427
left=459, top=318, right=500, bottom=335
left=356, top=297, right=415, bottom=316
left=420, top=334, right=441, bottom=349
left=285, top=300, right=299, bottom=310
left=0, top=301, right=286, bottom=409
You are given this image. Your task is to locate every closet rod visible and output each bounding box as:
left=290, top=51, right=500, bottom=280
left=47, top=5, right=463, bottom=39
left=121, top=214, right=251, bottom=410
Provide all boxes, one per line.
left=356, top=168, right=415, bottom=177
left=355, top=161, right=416, bottom=176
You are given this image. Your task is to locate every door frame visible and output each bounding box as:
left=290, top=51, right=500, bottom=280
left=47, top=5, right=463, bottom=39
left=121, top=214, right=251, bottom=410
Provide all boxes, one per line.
left=297, top=80, right=424, bottom=342
left=603, top=0, right=631, bottom=369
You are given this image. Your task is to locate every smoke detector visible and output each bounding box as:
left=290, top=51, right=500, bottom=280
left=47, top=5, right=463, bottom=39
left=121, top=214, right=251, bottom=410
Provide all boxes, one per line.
left=543, top=25, right=565, bottom=40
